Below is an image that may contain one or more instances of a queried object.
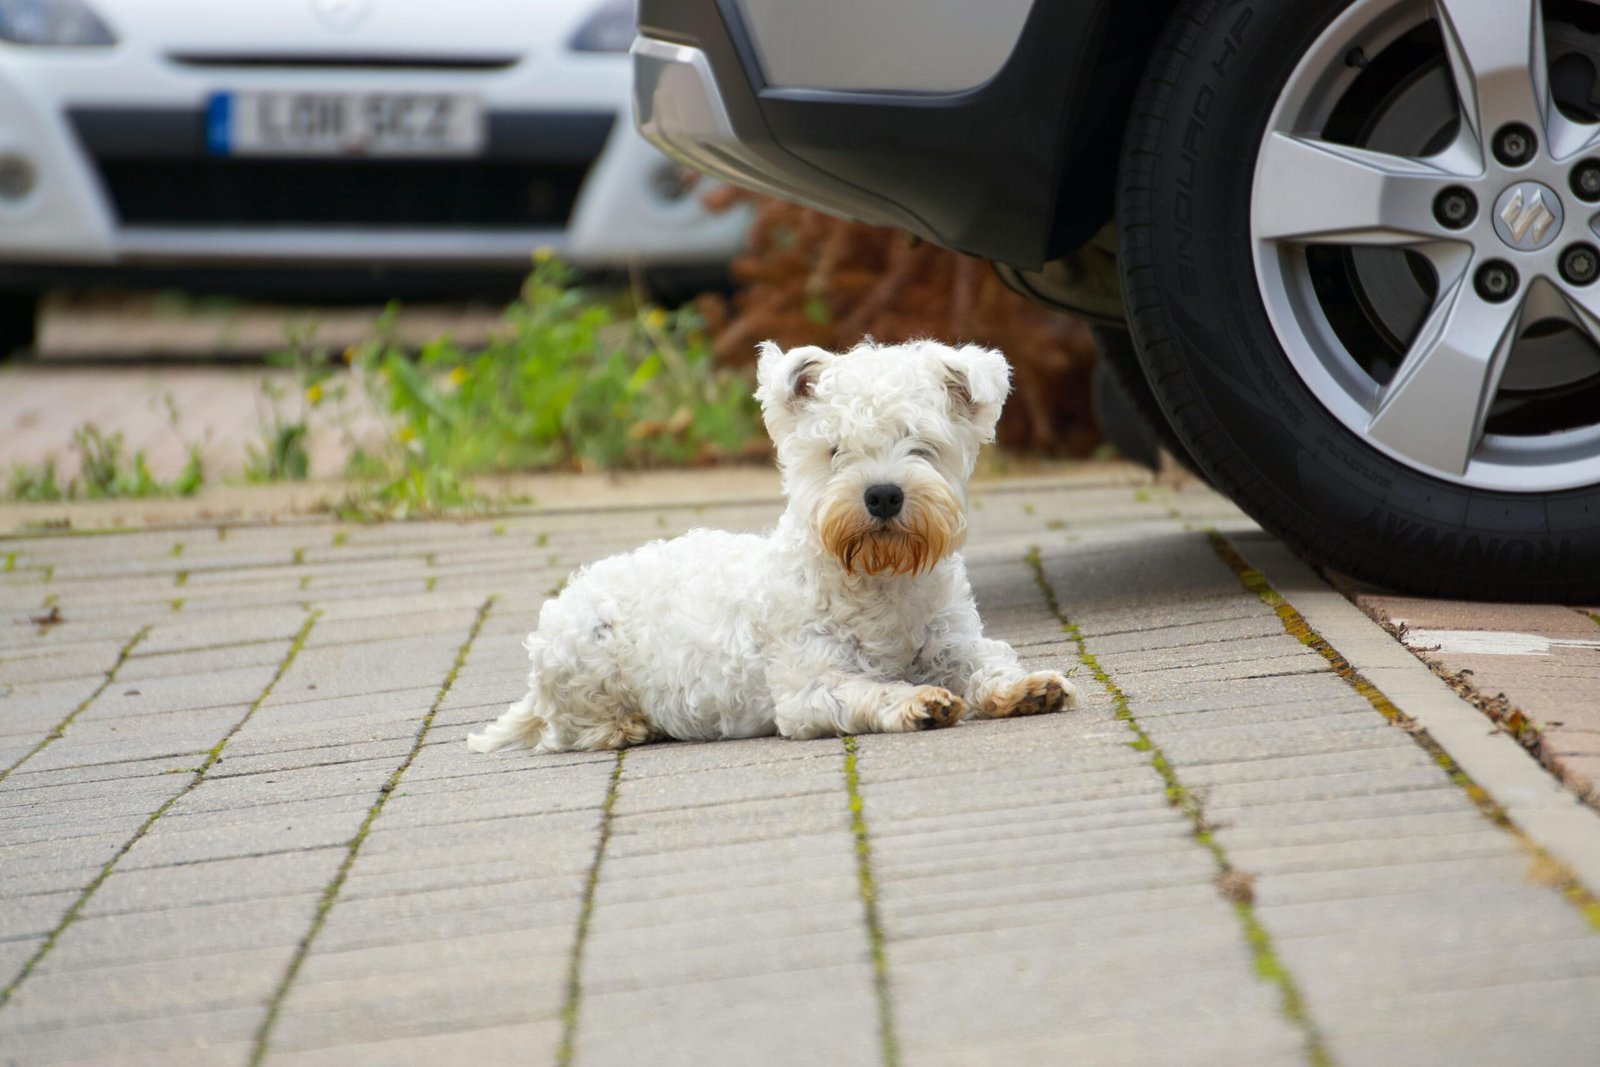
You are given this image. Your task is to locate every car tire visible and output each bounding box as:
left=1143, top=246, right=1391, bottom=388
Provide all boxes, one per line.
left=0, top=292, right=39, bottom=360
left=1119, top=0, right=1600, bottom=600
left=1090, top=324, right=1208, bottom=479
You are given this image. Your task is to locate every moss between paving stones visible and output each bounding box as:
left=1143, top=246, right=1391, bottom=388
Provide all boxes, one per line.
left=1026, top=546, right=1332, bottom=1066
left=1206, top=532, right=1600, bottom=934
left=0, top=623, right=151, bottom=783
left=0, top=609, right=319, bottom=1009
left=557, top=748, right=626, bottom=1067
left=248, top=597, right=494, bottom=1065
left=843, top=735, right=901, bottom=1067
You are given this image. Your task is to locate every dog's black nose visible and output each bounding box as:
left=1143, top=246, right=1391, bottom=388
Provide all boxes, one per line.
left=864, top=484, right=904, bottom=520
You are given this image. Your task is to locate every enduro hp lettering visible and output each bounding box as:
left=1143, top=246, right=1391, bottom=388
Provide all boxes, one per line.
left=1173, top=85, right=1211, bottom=297
left=1210, top=8, right=1253, bottom=78
left=1173, top=6, right=1254, bottom=297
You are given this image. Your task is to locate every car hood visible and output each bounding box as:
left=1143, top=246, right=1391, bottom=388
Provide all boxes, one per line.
left=91, top=0, right=604, bottom=56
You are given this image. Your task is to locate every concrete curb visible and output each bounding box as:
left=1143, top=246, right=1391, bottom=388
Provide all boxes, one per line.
left=1233, top=532, right=1600, bottom=896
left=0, top=461, right=1150, bottom=537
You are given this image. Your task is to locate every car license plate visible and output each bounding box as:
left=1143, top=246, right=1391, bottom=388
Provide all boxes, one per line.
left=206, top=91, right=484, bottom=157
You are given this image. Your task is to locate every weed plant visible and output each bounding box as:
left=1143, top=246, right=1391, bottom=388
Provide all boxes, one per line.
left=4, top=425, right=203, bottom=501
left=338, top=255, right=761, bottom=517
left=247, top=322, right=340, bottom=483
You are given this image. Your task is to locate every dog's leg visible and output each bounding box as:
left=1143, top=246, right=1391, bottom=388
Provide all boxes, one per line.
left=967, top=661, right=1080, bottom=720
left=918, top=603, right=1080, bottom=721
left=474, top=688, right=655, bottom=753
left=773, top=675, right=967, bottom=739
left=768, top=639, right=966, bottom=739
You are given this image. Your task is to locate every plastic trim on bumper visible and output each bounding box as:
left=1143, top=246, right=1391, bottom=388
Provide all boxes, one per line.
left=632, top=35, right=928, bottom=233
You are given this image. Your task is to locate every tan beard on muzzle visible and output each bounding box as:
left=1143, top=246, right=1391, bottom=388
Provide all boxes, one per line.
left=818, top=482, right=965, bottom=577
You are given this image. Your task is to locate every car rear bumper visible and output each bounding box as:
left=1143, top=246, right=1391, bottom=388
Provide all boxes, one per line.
left=632, top=37, right=904, bottom=232
left=633, top=0, right=1171, bottom=270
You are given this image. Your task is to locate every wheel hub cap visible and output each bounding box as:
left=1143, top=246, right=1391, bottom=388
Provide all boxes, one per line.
left=1493, top=181, right=1563, bottom=251
left=1250, top=0, right=1600, bottom=492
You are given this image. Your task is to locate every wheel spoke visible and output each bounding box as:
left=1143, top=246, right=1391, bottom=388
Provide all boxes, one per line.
left=1254, top=133, right=1462, bottom=246
left=1555, top=281, right=1600, bottom=351
left=1366, top=265, right=1523, bottom=476
left=1545, top=110, right=1600, bottom=163
left=1433, top=0, right=1548, bottom=153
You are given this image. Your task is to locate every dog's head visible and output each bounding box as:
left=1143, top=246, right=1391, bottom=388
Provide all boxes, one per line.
left=756, top=338, right=1010, bottom=577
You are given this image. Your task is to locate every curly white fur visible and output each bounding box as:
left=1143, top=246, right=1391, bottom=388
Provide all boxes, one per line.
left=468, top=339, right=1079, bottom=754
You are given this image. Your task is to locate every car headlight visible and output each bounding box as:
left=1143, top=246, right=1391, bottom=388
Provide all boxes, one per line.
left=0, top=0, right=117, bottom=46
left=569, top=0, right=633, bottom=54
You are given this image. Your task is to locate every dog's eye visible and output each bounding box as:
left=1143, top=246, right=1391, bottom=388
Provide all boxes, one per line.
left=910, top=445, right=934, bottom=459
left=829, top=445, right=840, bottom=459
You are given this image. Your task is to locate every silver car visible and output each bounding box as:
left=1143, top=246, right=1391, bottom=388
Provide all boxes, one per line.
left=634, top=0, right=1600, bottom=601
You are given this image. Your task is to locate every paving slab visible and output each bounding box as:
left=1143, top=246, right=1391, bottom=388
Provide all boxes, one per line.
left=0, top=472, right=1598, bottom=1067
left=1347, top=588, right=1600, bottom=803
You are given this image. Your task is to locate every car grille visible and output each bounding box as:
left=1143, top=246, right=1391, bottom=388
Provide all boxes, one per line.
left=93, top=158, right=587, bottom=228
left=69, top=108, right=613, bottom=230
left=164, top=52, right=521, bottom=71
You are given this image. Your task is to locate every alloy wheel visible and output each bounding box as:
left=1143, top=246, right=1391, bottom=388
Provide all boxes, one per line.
left=1253, top=0, right=1600, bottom=491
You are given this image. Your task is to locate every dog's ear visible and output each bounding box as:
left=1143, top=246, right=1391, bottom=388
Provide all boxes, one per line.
left=940, top=344, right=1011, bottom=441
left=755, top=341, right=832, bottom=436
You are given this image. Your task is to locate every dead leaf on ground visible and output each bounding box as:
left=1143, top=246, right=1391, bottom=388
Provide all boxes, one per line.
left=28, top=605, right=63, bottom=632
left=1216, top=870, right=1256, bottom=905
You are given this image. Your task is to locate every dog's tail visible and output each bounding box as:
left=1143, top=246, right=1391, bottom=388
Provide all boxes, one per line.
left=467, top=691, right=550, bottom=753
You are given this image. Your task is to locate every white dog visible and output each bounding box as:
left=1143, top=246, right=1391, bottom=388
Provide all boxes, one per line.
left=468, top=339, right=1079, bottom=754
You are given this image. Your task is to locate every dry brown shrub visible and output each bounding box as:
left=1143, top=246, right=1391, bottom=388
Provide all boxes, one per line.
left=697, top=190, right=1101, bottom=456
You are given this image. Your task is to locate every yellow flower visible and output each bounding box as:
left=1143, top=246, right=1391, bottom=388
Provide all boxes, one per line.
left=448, top=366, right=469, bottom=388
left=396, top=425, right=417, bottom=443
left=305, top=383, right=324, bottom=406
left=645, top=308, right=669, bottom=331
left=533, top=246, right=555, bottom=264
left=342, top=345, right=358, bottom=365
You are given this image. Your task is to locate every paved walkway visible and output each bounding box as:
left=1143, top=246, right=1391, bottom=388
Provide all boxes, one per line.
left=2, top=474, right=1599, bottom=1066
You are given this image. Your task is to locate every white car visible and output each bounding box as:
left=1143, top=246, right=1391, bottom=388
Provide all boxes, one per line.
left=0, top=0, right=749, bottom=353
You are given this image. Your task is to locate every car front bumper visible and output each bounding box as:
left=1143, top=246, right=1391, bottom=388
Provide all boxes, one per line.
left=0, top=40, right=747, bottom=273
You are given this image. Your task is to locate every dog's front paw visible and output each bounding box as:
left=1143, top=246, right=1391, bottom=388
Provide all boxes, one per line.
left=887, top=686, right=967, bottom=732
left=982, top=671, right=1079, bottom=719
